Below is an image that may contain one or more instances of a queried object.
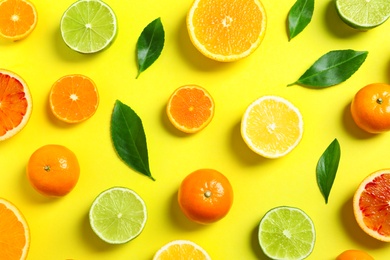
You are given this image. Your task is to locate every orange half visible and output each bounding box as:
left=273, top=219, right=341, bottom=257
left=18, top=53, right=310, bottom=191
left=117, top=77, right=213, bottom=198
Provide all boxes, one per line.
left=187, top=0, right=267, bottom=62
left=166, top=85, right=214, bottom=133
left=0, top=198, right=30, bottom=260
left=49, top=74, right=99, bottom=124
left=153, top=240, right=211, bottom=260
left=0, top=69, right=32, bottom=141
left=353, top=169, right=390, bottom=242
left=0, top=0, right=37, bottom=41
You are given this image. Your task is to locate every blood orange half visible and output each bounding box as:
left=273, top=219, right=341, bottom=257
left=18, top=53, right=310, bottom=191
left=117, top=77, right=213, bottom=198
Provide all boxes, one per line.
left=353, top=169, right=390, bottom=242
left=0, top=69, right=32, bottom=141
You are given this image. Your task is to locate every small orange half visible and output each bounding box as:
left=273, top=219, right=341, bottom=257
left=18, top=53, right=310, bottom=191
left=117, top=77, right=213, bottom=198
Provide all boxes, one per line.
left=353, top=169, right=390, bottom=242
left=153, top=240, right=211, bottom=260
left=187, top=0, right=267, bottom=62
left=49, top=74, right=99, bottom=124
left=0, top=198, right=30, bottom=260
left=0, top=69, right=32, bottom=141
left=166, top=85, right=214, bottom=133
left=0, top=0, right=37, bottom=41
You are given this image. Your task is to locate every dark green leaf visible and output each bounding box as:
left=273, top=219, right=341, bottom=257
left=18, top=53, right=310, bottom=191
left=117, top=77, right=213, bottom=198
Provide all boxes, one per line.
left=288, top=0, right=314, bottom=40
left=136, top=17, right=165, bottom=78
left=316, top=138, right=340, bottom=204
left=288, top=49, right=368, bottom=88
left=111, top=100, right=155, bottom=181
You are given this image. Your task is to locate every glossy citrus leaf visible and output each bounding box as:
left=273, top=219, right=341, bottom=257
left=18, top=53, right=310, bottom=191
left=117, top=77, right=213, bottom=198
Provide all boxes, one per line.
left=289, top=49, right=368, bottom=88
left=111, top=100, right=155, bottom=181
left=288, top=0, right=314, bottom=40
left=136, top=17, right=165, bottom=78
left=316, top=138, right=340, bottom=203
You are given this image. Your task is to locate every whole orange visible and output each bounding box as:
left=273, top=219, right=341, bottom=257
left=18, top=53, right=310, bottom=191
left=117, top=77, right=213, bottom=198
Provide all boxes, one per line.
left=336, top=249, right=374, bottom=260
left=26, top=144, right=80, bottom=196
left=178, top=169, right=233, bottom=224
left=351, top=83, right=390, bottom=133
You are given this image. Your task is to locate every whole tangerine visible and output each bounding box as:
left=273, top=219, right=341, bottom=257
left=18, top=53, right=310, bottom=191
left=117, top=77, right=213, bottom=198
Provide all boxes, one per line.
left=336, top=249, right=374, bottom=260
left=26, top=144, right=80, bottom=196
left=351, top=83, right=390, bottom=133
left=178, top=169, right=233, bottom=224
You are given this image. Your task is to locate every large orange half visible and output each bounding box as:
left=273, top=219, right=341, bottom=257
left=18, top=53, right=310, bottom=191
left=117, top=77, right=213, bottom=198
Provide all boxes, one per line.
left=0, top=198, right=30, bottom=260
left=0, top=69, right=32, bottom=141
left=187, top=0, right=267, bottom=62
left=0, top=0, right=37, bottom=41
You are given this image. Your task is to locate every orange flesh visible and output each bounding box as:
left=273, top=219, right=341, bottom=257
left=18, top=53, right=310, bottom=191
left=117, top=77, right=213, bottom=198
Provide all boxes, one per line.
left=50, top=75, right=98, bottom=123
left=168, top=87, right=213, bottom=130
left=191, top=0, right=265, bottom=56
left=0, top=73, right=28, bottom=137
left=0, top=203, right=28, bottom=259
left=359, top=174, right=390, bottom=236
left=156, top=243, right=208, bottom=259
left=0, top=0, right=36, bottom=39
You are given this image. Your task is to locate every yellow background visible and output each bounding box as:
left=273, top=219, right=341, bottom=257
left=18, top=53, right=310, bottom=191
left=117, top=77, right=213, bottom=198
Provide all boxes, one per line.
left=1, top=0, right=390, bottom=259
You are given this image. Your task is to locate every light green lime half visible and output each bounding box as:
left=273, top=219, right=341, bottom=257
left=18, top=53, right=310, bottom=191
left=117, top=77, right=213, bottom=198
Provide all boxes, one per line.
left=60, top=0, right=117, bottom=53
left=335, top=0, right=390, bottom=30
left=89, top=187, right=147, bottom=244
left=258, top=206, right=315, bottom=260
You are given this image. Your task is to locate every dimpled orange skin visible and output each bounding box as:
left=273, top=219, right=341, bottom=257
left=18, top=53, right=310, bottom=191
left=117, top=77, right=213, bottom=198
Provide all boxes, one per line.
left=351, top=83, right=390, bottom=134
left=27, top=144, right=80, bottom=197
left=178, top=169, right=233, bottom=224
left=336, top=249, right=374, bottom=260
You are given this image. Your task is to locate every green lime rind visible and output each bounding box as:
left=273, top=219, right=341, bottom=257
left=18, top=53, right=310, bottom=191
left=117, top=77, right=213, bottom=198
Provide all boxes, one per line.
left=335, top=0, right=390, bottom=30
left=60, top=0, right=118, bottom=53
left=258, top=206, right=316, bottom=260
left=89, top=186, right=147, bottom=244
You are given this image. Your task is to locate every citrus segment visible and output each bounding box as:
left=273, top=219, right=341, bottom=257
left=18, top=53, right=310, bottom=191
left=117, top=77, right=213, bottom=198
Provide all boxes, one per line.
left=0, top=69, right=32, bottom=141
left=153, top=240, right=211, bottom=260
left=26, top=144, right=80, bottom=197
left=178, top=169, right=233, bottom=224
left=49, top=74, right=99, bottom=123
left=0, top=0, right=37, bottom=41
left=353, top=169, right=390, bottom=242
left=258, top=206, right=316, bottom=260
left=0, top=198, right=30, bottom=260
left=351, top=83, right=390, bottom=134
left=335, top=0, right=390, bottom=30
left=166, top=85, right=214, bottom=133
left=89, top=187, right=147, bottom=244
left=60, top=0, right=117, bottom=53
left=241, top=95, right=303, bottom=158
left=336, top=249, right=374, bottom=260
left=187, top=0, right=267, bottom=62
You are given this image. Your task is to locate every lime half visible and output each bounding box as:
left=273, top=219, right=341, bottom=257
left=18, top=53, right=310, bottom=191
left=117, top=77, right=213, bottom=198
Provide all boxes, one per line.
left=258, top=206, right=315, bottom=260
left=89, top=187, right=147, bottom=244
left=335, top=0, right=390, bottom=30
left=60, top=0, right=117, bottom=53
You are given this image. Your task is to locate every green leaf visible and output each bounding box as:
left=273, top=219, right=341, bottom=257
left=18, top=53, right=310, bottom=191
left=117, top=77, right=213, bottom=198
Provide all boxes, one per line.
left=136, top=17, right=165, bottom=78
left=288, top=49, right=368, bottom=88
left=316, top=138, right=340, bottom=204
left=288, top=0, right=314, bottom=40
left=111, top=100, right=155, bottom=181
